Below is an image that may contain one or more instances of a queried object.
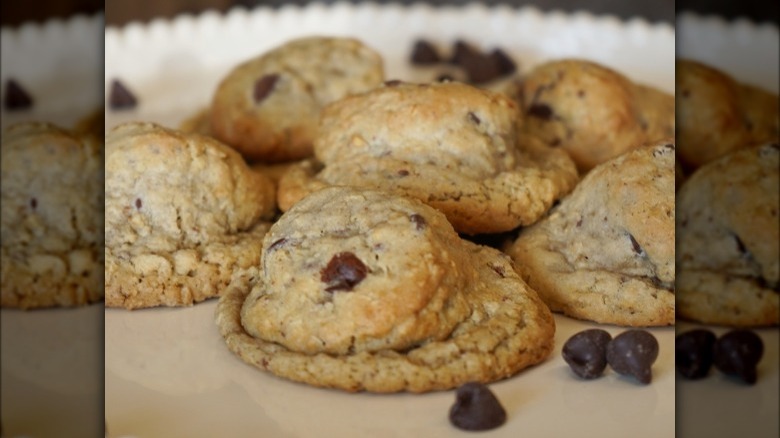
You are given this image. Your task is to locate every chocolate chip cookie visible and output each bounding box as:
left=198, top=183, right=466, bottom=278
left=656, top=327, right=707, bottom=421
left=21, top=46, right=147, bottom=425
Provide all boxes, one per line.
left=505, top=141, right=676, bottom=326
left=1, top=122, right=104, bottom=309
left=210, top=36, right=385, bottom=163
left=216, top=186, right=555, bottom=392
left=277, top=81, right=578, bottom=235
left=676, top=143, right=779, bottom=327
left=516, top=59, right=674, bottom=173
left=676, top=59, right=779, bottom=172
left=105, top=122, right=276, bottom=309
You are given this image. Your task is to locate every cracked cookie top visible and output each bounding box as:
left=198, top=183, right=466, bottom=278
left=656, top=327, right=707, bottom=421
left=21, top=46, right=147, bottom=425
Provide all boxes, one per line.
left=210, top=36, right=385, bottom=163
left=516, top=59, right=674, bottom=173
left=277, top=81, right=578, bottom=234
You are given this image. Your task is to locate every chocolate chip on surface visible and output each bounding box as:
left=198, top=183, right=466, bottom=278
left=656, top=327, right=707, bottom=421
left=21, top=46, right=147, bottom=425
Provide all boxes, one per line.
left=267, top=238, right=288, bottom=252
left=410, top=39, right=441, bottom=64
left=606, top=330, right=659, bottom=384
left=676, top=329, right=716, bottom=380
left=109, top=79, right=138, bottom=110
left=253, top=74, right=279, bottom=103
left=713, top=329, right=764, bottom=385
left=562, top=329, right=613, bottom=379
left=468, top=111, right=481, bottom=125
left=450, top=40, right=481, bottom=66
left=134, top=198, right=142, bottom=209
left=449, top=382, right=507, bottom=431
left=629, top=233, right=644, bottom=255
left=4, top=78, right=33, bottom=110
left=321, top=252, right=368, bottom=292
left=410, top=214, right=426, bottom=230
left=527, top=103, right=553, bottom=120
left=489, top=48, right=517, bottom=76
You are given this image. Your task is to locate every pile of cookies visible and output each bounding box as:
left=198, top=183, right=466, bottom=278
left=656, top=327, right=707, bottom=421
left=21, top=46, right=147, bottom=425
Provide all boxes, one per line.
left=102, top=36, right=680, bottom=392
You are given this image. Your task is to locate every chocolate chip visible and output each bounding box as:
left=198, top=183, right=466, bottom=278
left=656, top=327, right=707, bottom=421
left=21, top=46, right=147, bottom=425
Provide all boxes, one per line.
left=109, top=79, right=137, bottom=110
left=562, top=329, right=612, bottom=379
left=384, top=79, right=403, bottom=87
left=267, top=238, right=287, bottom=252
left=527, top=103, right=553, bottom=120
left=629, top=234, right=644, bottom=255
left=134, top=198, right=142, bottom=209
left=713, top=329, right=764, bottom=385
left=410, top=40, right=441, bottom=64
left=29, top=198, right=37, bottom=210
left=410, top=214, right=426, bottom=230
left=733, top=233, right=749, bottom=257
left=488, top=48, right=517, bottom=76
left=606, top=330, right=659, bottom=384
left=449, top=382, right=506, bottom=431
left=4, top=79, right=33, bottom=110
left=397, top=169, right=409, bottom=176
left=468, top=111, right=480, bottom=125
left=436, top=73, right=455, bottom=82
left=450, top=40, right=480, bottom=66
left=577, top=90, right=586, bottom=98
left=676, top=329, right=716, bottom=380
left=253, top=74, right=279, bottom=103
left=460, top=51, right=500, bottom=85
left=321, top=252, right=368, bottom=292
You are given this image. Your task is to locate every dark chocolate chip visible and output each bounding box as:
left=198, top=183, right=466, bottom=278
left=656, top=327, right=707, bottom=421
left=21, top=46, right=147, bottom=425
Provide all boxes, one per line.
left=468, top=111, right=480, bottom=125
left=436, top=73, right=455, bottom=82
left=629, top=234, right=644, bottom=255
left=267, top=238, right=287, bottom=252
left=450, top=40, right=480, bottom=66
left=321, top=252, right=368, bottom=292
left=30, top=198, right=37, bottom=209
left=606, top=330, right=659, bottom=384
left=489, top=48, right=517, bottom=76
left=410, top=40, right=441, bottom=64
left=562, top=329, right=613, bottom=379
left=410, top=214, right=426, bottom=230
left=4, top=79, right=33, bottom=110
left=527, top=103, right=553, bottom=120
left=397, top=169, right=409, bottom=176
left=253, top=74, right=279, bottom=103
left=134, top=198, right=142, bottom=209
left=449, top=382, right=506, bottom=431
left=577, top=89, right=586, bottom=98
left=733, top=233, right=749, bottom=257
left=713, top=329, right=764, bottom=385
left=384, top=79, right=403, bottom=87
left=109, top=79, right=138, bottom=110
left=676, top=329, right=716, bottom=380
left=460, top=51, right=500, bottom=85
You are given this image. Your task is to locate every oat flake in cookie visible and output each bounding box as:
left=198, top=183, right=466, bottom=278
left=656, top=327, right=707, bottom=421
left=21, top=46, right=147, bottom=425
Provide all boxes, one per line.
left=1, top=122, right=104, bottom=309
left=676, top=143, right=779, bottom=327
left=210, top=36, right=385, bottom=163
left=505, top=140, right=676, bottom=326
left=277, top=81, right=578, bottom=235
left=104, top=122, right=276, bottom=310
left=216, top=187, right=555, bottom=392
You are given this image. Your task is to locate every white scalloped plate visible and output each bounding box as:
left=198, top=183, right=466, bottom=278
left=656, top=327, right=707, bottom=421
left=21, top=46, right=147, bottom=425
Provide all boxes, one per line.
left=102, top=4, right=676, bottom=438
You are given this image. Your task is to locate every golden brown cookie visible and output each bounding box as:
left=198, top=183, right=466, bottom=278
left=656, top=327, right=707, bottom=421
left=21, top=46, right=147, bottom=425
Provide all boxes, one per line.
left=216, top=186, right=555, bottom=392
left=104, top=122, right=276, bottom=309
left=517, top=59, right=674, bottom=172
left=210, top=37, right=385, bottom=163
left=676, top=143, right=779, bottom=327
left=277, top=80, right=578, bottom=235
left=505, top=140, right=676, bottom=326
left=1, top=122, right=104, bottom=309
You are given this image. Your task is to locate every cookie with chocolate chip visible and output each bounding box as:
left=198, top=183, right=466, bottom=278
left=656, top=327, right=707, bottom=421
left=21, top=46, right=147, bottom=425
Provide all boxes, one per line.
left=104, top=122, right=276, bottom=309
left=216, top=186, right=555, bottom=392
left=517, top=59, right=674, bottom=173
left=210, top=37, right=385, bottom=163
left=676, top=59, right=779, bottom=172
left=1, top=122, right=104, bottom=309
left=277, top=81, right=578, bottom=235
left=676, top=143, right=779, bottom=327
left=505, top=141, right=676, bottom=326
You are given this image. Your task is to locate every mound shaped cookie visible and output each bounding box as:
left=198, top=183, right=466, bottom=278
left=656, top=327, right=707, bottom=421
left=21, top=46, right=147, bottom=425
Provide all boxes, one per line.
left=277, top=81, right=578, bottom=235
left=676, top=143, right=779, bottom=327
left=105, top=122, right=276, bottom=309
left=1, top=122, right=104, bottom=309
left=676, top=59, right=779, bottom=171
left=506, top=141, right=676, bottom=326
left=516, top=59, right=674, bottom=172
left=216, top=186, right=555, bottom=392
left=210, top=36, right=385, bottom=163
